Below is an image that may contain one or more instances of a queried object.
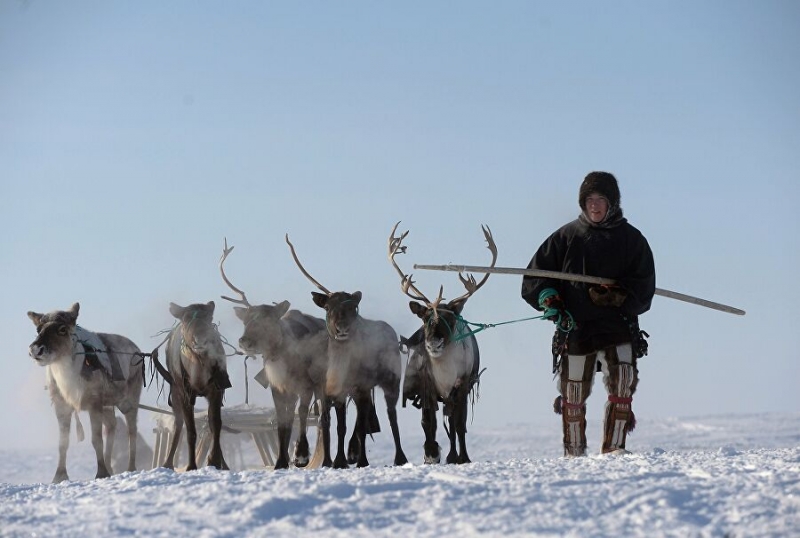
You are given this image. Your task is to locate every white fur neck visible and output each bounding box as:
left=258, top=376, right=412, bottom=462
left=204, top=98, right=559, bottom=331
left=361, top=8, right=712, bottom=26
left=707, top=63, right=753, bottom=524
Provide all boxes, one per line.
left=46, top=353, right=87, bottom=410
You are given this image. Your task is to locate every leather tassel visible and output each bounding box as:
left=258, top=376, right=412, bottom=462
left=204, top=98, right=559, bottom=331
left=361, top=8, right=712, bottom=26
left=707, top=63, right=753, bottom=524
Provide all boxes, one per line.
left=553, top=395, right=563, bottom=415
left=626, top=410, right=636, bottom=433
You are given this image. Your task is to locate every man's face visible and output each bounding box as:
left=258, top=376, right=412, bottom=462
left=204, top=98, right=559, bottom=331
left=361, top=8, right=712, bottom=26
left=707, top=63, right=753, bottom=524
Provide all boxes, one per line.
left=585, top=193, right=609, bottom=223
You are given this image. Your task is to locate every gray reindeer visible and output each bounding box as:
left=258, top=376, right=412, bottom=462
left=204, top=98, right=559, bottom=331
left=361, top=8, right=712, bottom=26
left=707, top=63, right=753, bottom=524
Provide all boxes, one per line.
left=388, top=223, right=496, bottom=464
left=27, top=302, right=144, bottom=483
left=286, top=234, right=408, bottom=468
left=219, top=239, right=329, bottom=469
left=153, top=301, right=231, bottom=471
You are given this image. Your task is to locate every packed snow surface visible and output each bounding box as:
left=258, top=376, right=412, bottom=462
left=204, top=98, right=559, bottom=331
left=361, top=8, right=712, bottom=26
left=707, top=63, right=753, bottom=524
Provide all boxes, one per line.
left=2, top=413, right=798, bottom=537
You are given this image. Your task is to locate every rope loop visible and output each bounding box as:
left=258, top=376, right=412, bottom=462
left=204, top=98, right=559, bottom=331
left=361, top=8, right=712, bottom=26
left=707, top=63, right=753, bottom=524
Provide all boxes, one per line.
left=543, top=308, right=575, bottom=333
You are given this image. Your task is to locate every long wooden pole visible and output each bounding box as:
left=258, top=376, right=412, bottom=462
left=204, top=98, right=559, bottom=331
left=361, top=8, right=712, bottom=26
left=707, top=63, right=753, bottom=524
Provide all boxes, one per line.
left=412, top=263, right=746, bottom=316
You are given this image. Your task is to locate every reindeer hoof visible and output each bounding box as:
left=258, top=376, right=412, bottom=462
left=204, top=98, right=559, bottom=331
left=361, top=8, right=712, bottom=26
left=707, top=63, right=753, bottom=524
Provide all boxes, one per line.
left=423, top=442, right=441, bottom=464
left=52, top=470, right=69, bottom=484
left=95, top=465, right=111, bottom=479
left=347, top=441, right=360, bottom=465
left=294, top=441, right=310, bottom=468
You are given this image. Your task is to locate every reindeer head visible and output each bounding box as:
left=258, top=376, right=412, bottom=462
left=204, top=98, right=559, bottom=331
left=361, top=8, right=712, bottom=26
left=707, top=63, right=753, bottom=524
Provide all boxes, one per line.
left=169, top=301, right=230, bottom=388
left=233, top=302, right=291, bottom=356
left=389, top=222, right=497, bottom=358
left=408, top=297, right=470, bottom=357
left=311, top=290, right=362, bottom=341
left=219, top=238, right=297, bottom=356
left=27, top=303, right=80, bottom=366
left=285, top=234, right=363, bottom=341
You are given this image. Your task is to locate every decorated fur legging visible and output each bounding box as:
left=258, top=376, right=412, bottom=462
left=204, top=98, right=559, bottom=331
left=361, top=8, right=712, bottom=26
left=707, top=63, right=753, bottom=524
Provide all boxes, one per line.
left=557, top=343, right=639, bottom=456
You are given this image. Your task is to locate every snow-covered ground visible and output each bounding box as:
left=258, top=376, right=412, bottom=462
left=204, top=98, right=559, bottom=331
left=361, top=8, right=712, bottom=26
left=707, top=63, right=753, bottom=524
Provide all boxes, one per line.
left=2, top=412, right=799, bottom=537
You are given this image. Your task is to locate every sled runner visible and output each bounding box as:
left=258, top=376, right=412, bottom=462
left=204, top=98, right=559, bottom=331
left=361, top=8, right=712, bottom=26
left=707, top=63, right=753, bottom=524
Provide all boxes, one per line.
left=147, top=404, right=322, bottom=470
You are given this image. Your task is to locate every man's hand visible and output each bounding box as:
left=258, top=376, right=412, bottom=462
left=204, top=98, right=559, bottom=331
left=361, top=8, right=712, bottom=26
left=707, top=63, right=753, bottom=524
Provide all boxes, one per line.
left=542, top=295, right=567, bottom=320
left=589, top=285, right=627, bottom=307
left=538, top=288, right=574, bottom=330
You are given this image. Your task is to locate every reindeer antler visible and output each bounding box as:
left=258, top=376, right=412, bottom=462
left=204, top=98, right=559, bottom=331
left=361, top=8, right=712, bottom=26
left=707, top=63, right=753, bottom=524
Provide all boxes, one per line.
left=388, top=222, right=445, bottom=311
left=285, top=234, right=332, bottom=295
left=219, top=237, right=252, bottom=308
left=450, top=225, right=498, bottom=304
left=389, top=222, right=430, bottom=303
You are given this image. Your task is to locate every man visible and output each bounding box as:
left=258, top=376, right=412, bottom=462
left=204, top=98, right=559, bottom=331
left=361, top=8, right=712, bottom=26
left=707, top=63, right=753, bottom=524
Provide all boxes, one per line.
left=521, top=171, right=656, bottom=456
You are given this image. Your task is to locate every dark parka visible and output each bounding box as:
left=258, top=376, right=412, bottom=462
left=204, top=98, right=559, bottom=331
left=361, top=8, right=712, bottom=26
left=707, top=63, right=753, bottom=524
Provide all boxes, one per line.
left=521, top=176, right=656, bottom=356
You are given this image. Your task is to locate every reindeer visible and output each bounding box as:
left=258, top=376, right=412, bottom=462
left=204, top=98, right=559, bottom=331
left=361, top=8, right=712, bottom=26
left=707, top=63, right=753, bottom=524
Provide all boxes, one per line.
left=27, top=302, right=144, bottom=483
left=219, top=239, right=329, bottom=469
left=286, top=234, right=408, bottom=468
left=388, top=223, right=496, bottom=464
left=154, top=301, right=232, bottom=471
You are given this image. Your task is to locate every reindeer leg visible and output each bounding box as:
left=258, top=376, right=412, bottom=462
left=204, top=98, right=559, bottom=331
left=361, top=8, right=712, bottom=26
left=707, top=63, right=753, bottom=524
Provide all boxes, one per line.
left=319, top=397, right=333, bottom=468
left=307, top=419, right=326, bottom=469
left=421, top=398, right=440, bottom=464
left=102, top=407, right=116, bottom=475
left=51, top=388, right=72, bottom=483
left=352, top=393, right=370, bottom=468
left=346, top=395, right=362, bottom=465
left=455, top=389, right=471, bottom=464
left=293, top=390, right=312, bottom=468
left=382, top=379, right=407, bottom=466
left=122, top=406, right=139, bottom=472
left=88, top=406, right=111, bottom=479
left=206, top=389, right=225, bottom=470
left=445, top=405, right=459, bottom=464
left=183, top=407, right=198, bottom=470
left=347, top=430, right=360, bottom=465
left=178, top=389, right=198, bottom=471
left=272, top=389, right=294, bottom=470
left=163, top=403, right=183, bottom=470
left=283, top=392, right=299, bottom=468
left=333, top=399, right=348, bottom=469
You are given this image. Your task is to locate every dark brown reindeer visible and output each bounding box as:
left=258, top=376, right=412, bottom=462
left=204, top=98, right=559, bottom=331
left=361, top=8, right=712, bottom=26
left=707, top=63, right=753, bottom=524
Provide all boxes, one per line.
left=389, top=222, right=496, bottom=464
left=27, top=302, right=143, bottom=483
left=286, top=234, right=408, bottom=468
left=219, top=239, right=329, bottom=469
left=154, top=301, right=232, bottom=471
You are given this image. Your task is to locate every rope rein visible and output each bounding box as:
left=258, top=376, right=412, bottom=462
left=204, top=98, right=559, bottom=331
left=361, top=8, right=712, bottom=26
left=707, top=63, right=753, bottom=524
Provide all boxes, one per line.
left=450, top=312, right=568, bottom=342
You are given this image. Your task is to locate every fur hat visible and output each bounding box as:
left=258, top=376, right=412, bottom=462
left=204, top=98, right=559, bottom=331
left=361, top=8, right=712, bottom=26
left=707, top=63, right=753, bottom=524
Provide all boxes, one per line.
left=579, top=171, right=620, bottom=210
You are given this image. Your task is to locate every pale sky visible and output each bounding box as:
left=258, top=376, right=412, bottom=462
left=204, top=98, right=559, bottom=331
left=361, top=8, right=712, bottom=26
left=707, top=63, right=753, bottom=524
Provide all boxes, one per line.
left=1, top=1, right=798, bottom=451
